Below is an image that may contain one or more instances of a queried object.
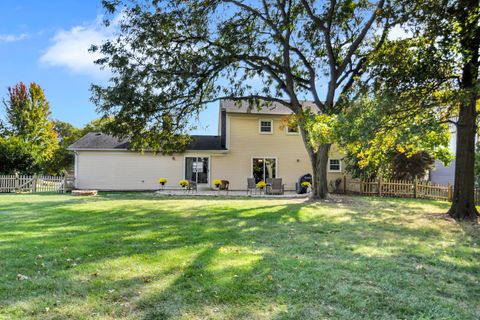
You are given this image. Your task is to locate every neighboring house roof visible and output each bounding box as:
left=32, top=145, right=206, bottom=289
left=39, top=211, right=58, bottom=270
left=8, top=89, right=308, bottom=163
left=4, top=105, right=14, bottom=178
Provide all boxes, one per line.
left=220, top=99, right=318, bottom=115
left=68, top=132, right=225, bottom=151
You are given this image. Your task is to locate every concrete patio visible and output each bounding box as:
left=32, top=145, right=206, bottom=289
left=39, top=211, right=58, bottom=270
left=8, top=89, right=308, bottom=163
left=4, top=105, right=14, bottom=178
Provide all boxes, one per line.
left=153, top=189, right=310, bottom=198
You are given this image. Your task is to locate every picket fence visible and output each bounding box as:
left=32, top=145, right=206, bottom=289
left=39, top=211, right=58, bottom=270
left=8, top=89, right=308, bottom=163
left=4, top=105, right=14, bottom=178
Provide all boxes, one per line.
left=339, top=176, right=458, bottom=202
left=0, top=174, right=73, bottom=193
left=358, top=178, right=452, bottom=201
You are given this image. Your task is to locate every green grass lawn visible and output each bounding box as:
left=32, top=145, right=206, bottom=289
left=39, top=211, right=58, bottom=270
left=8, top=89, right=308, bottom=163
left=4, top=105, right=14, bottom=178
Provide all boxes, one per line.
left=0, top=193, right=478, bottom=319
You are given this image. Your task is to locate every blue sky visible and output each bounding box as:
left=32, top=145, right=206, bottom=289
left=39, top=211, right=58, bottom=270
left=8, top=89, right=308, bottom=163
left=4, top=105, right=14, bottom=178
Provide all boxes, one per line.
left=0, top=0, right=218, bottom=134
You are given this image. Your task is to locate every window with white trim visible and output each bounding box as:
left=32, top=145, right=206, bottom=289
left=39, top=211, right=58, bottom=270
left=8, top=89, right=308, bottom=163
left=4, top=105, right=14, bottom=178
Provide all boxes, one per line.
left=329, top=159, right=341, bottom=172
left=259, top=120, right=273, bottom=134
left=286, top=124, right=299, bottom=134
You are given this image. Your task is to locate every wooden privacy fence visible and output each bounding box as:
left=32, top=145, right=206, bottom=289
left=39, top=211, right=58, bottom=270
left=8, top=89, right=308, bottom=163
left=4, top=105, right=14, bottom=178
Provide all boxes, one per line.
left=0, top=174, right=74, bottom=193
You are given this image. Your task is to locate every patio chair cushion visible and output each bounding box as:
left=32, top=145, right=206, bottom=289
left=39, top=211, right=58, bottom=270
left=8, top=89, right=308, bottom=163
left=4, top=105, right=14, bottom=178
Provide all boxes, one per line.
left=266, top=178, right=284, bottom=195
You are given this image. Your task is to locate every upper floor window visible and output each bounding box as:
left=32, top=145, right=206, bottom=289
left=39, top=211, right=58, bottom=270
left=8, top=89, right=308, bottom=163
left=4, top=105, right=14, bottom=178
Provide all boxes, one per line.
left=329, top=159, right=341, bottom=172
left=286, top=124, right=300, bottom=134
left=259, top=120, right=273, bottom=134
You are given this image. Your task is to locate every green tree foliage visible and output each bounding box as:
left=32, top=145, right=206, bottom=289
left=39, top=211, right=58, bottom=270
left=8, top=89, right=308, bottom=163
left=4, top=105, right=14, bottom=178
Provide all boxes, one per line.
left=79, top=117, right=113, bottom=136
left=0, top=82, right=58, bottom=174
left=0, top=136, right=39, bottom=174
left=337, top=94, right=452, bottom=179
left=363, top=0, right=479, bottom=220
left=44, top=120, right=80, bottom=175
left=92, top=0, right=397, bottom=198
left=390, top=151, right=435, bottom=180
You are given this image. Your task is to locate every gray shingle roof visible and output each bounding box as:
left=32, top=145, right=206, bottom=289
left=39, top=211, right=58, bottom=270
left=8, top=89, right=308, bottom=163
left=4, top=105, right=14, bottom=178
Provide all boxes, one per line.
left=68, top=133, right=129, bottom=150
left=68, top=132, right=225, bottom=151
left=69, top=99, right=317, bottom=151
left=220, top=99, right=318, bottom=115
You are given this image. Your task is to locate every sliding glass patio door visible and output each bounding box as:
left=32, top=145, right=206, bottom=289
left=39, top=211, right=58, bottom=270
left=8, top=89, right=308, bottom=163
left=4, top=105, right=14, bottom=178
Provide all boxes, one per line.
left=252, top=158, right=277, bottom=183
left=185, top=157, right=209, bottom=184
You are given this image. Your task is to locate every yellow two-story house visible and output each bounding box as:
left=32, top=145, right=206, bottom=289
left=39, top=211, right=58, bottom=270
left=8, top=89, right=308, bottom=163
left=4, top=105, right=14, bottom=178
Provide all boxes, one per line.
left=69, top=100, right=346, bottom=191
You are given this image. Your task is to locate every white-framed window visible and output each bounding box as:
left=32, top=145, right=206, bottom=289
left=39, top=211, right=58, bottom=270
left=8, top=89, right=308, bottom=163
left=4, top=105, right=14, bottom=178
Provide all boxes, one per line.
left=286, top=124, right=300, bottom=135
left=328, top=159, right=341, bottom=172
left=259, top=119, right=273, bottom=134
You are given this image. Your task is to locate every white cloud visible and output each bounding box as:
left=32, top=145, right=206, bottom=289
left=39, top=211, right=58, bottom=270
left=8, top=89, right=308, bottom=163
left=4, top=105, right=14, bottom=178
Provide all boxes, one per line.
left=39, top=16, right=117, bottom=78
left=0, top=33, right=28, bottom=42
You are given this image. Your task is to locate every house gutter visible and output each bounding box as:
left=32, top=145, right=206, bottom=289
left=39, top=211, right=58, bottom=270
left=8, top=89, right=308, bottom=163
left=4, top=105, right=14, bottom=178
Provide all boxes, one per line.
left=67, top=148, right=230, bottom=154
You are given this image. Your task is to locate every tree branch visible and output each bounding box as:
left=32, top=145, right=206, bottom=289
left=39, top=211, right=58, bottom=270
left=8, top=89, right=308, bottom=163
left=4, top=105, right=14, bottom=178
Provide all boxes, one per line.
left=337, top=0, right=385, bottom=76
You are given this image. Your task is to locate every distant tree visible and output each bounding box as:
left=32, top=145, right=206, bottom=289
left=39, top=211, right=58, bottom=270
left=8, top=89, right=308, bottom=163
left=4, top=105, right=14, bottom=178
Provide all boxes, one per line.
left=79, top=117, right=113, bottom=136
left=53, top=120, right=79, bottom=142
left=92, top=0, right=398, bottom=199
left=1, top=82, right=58, bottom=173
left=0, top=136, right=39, bottom=174
left=44, top=120, right=80, bottom=175
left=344, top=150, right=436, bottom=181
left=390, top=151, right=435, bottom=180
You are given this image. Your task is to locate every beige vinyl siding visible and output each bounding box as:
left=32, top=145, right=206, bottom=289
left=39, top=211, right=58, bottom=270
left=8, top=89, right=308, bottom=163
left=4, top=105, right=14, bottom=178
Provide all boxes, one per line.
left=74, top=113, right=347, bottom=191
left=75, top=151, right=185, bottom=190
left=211, top=113, right=346, bottom=191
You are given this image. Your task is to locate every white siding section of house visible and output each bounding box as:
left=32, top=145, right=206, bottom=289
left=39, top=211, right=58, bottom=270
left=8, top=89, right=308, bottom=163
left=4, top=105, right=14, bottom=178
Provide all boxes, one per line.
left=76, top=151, right=184, bottom=190
left=430, top=159, right=455, bottom=185
left=74, top=114, right=348, bottom=191
left=430, top=123, right=456, bottom=185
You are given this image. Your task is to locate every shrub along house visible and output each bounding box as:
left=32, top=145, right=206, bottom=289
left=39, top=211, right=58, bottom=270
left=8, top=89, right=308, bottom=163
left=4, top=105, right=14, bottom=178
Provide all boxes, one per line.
left=68, top=100, right=346, bottom=191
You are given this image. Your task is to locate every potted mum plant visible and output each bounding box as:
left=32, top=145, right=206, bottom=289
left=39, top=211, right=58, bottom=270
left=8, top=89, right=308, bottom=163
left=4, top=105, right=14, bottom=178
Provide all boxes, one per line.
left=179, top=179, right=189, bottom=191
left=213, top=179, right=222, bottom=189
left=213, top=179, right=222, bottom=195
left=257, top=180, right=266, bottom=193
left=158, top=178, right=167, bottom=190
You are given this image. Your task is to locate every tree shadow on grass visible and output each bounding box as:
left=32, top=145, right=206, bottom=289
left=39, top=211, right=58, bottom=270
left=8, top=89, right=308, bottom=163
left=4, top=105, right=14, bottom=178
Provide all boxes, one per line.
left=0, top=194, right=478, bottom=319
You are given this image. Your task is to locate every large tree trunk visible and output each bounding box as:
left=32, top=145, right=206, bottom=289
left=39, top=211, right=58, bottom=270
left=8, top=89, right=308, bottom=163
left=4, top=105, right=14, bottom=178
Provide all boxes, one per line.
left=448, top=0, right=479, bottom=221
left=448, top=104, right=478, bottom=220
left=309, top=144, right=331, bottom=199
left=299, top=122, right=331, bottom=199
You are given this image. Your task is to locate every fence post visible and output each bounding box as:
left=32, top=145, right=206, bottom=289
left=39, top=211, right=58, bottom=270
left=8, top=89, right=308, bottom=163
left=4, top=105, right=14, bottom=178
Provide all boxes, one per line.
left=63, top=175, right=67, bottom=194
left=360, top=179, right=363, bottom=195
left=378, top=175, right=383, bottom=197
left=32, top=174, right=37, bottom=193
left=14, top=172, right=19, bottom=193
left=413, top=177, right=418, bottom=199
left=343, top=174, right=347, bottom=194
left=448, top=183, right=453, bottom=202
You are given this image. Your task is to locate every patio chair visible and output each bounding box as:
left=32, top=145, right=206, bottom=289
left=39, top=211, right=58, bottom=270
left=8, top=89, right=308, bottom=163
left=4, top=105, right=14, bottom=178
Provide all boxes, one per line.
left=247, top=178, right=256, bottom=195
left=187, top=180, right=197, bottom=192
left=266, top=178, right=285, bottom=195
left=219, top=180, right=229, bottom=194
